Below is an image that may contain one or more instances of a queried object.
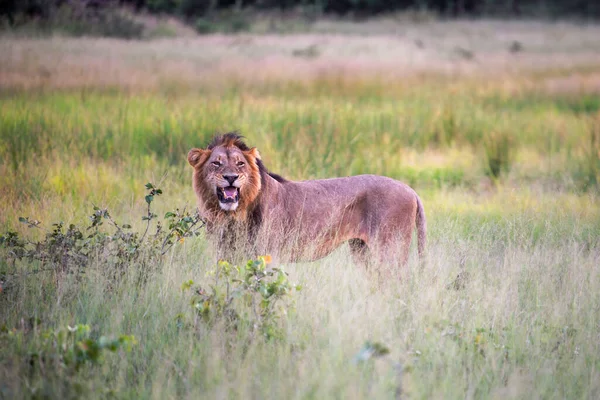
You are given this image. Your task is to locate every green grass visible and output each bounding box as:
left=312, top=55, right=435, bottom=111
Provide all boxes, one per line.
left=1, top=35, right=600, bottom=399
left=0, top=87, right=597, bottom=222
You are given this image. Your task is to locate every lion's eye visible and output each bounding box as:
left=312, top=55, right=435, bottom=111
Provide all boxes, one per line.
left=212, top=161, right=221, bottom=167
left=236, top=161, right=245, bottom=167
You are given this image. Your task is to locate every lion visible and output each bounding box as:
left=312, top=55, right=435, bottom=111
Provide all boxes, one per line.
left=188, top=132, right=426, bottom=267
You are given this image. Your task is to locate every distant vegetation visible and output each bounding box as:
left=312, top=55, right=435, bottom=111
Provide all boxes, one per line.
left=4, top=0, right=600, bottom=19
left=133, top=0, right=600, bottom=18
left=1, top=0, right=600, bottom=38
left=0, top=1, right=145, bottom=38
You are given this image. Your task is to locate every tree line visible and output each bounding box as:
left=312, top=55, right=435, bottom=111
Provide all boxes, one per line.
left=2, top=0, right=599, bottom=24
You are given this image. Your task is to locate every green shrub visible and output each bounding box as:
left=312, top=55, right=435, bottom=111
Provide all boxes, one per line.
left=195, top=17, right=217, bottom=34
left=53, top=5, right=144, bottom=39
left=194, top=11, right=251, bottom=35
left=1, top=4, right=145, bottom=39
left=0, top=323, right=136, bottom=397
left=182, top=256, right=300, bottom=341
left=227, top=12, right=250, bottom=33
left=0, top=182, right=203, bottom=287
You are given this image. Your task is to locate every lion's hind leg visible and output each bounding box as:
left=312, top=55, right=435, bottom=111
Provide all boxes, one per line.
left=350, top=236, right=406, bottom=283
left=365, top=229, right=413, bottom=281
left=349, top=238, right=370, bottom=268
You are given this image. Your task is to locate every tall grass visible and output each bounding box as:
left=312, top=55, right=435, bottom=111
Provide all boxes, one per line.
left=0, top=87, right=597, bottom=227
left=1, top=189, right=598, bottom=398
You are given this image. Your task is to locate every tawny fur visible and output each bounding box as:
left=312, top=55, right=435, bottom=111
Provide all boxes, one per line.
left=188, top=133, right=426, bottom=266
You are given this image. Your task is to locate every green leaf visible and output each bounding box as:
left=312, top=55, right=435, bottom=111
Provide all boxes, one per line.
left=145, top=195, right=154, bottom=204
left=77, top=339, right=101, bottom=362
left=99, top=336, right=119, bottom=351
left=145, top=183, right=154, bottom=189
left=353, top=341, right=390, bottom=363
left=181, top=280, right=194, bottom=291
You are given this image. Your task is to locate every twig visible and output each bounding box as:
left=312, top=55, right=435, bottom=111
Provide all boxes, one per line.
left=139, top=201, right=152, bottom=244
left=105, top=212, right=124, bottom=236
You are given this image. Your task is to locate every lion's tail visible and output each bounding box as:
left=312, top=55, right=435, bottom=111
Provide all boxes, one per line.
left=416, top=195, right=427, bottom=261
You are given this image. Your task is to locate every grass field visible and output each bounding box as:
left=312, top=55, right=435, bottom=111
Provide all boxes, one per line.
left=1, top=19, right=600, bottom=399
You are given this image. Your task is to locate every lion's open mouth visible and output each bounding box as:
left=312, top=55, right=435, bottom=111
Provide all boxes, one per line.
left=217, top=186, right=239, bottom=205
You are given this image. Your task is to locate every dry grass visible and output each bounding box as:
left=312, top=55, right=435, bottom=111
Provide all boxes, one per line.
left=2, top=19, right=600, bottom=92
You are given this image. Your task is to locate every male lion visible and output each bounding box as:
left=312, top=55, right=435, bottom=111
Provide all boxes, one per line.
left=188, top=133, right=426, bottom=267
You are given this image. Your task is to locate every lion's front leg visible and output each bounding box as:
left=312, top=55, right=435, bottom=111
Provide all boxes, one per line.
left=211, top=223, right=242, bottom=263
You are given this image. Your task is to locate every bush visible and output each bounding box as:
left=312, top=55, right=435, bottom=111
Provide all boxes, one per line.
left=182, top=256, right=300, bottom=341
left=52, top=5, right=145, bottom=39
left=227, top=12, right=250, bottom=33
left=0, top=323, right=136, bottom=397
left=194, top=10, right=251, bottom=34
left=195, top=17, right=216, bottom=34
left=0, top=3, right=145, bottom=39
left=0, top=182, right=203, bottom=288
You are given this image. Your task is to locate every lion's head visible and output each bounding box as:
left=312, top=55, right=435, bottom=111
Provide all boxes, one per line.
left=188, top=133, right=262, bottom=219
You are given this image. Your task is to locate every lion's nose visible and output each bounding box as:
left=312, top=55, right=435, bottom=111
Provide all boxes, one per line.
left=224, top=175, right=239, bottom=185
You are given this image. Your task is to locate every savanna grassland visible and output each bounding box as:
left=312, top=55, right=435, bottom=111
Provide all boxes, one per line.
left=1, top=19, right=600, bottom=399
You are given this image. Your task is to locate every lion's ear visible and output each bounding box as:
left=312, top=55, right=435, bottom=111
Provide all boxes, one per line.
left=245, top=147, right=261, bottom=160
left=187, top=148, right=210, bottom=167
